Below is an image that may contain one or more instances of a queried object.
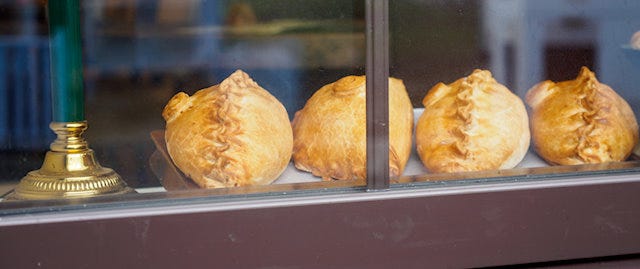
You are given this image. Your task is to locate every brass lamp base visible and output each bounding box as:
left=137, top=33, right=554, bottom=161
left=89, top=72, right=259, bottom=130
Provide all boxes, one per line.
left=9, top=121, right=133, bottom=200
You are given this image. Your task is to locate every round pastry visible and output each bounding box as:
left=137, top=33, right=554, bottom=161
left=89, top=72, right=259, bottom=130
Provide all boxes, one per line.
left=291, top=75, right=413, bottom=180
left=416, top=69, right=530, bottom=173
left=162, top=70, right=293, bottom=188
left=526, top=66, right=639, bottom=165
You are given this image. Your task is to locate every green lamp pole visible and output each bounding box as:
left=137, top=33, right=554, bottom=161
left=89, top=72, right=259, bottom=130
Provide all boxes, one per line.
left=11, top=0, right=132, bottom=200
left=49, top=0, right=84, bottom=122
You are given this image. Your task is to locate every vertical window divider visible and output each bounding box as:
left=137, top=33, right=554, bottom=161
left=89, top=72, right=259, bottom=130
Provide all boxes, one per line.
left=365, top=0, right=390, bottom=190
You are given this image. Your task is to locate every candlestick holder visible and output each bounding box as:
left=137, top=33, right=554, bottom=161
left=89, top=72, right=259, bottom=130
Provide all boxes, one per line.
left=8, top=121, right=133, bottom=200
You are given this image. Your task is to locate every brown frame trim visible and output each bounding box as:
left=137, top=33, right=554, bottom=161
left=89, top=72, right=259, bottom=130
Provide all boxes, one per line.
left=1, top=174, right=640, bottom=268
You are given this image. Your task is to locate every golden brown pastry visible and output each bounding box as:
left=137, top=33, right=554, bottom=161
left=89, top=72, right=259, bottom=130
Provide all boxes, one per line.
left=162, top=70, right=293, bottom=188
left=526, top=66, right=639, bottom=165
left=292, top=75, right=413, bottom=180
left=416, top=69, right=530, bottom=173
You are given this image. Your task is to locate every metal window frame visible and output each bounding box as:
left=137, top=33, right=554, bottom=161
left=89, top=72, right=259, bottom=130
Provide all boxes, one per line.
left=1, top=173, right=640, bottom=268
left=1, top=1, right=640, bottom=268
left=366, top=0, right=390, bottom=190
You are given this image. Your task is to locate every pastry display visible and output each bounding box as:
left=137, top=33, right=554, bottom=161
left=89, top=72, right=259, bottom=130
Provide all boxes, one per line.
left=416, top=69, right=530, bottom=173
left=526, top=66, right=639, bottom=165
left=291, top=75, right=413, bottom=180
left=162, top=70, right=293, bottom=188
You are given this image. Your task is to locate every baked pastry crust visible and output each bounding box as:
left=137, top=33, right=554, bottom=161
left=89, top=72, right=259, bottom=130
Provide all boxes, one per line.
left=162, top=70, right=293, bottom=188
left=526, top=66, right=639, bottom=165
left=416, top=69, right=530, bottom=173
left=291, top=75, right=413, bottom=180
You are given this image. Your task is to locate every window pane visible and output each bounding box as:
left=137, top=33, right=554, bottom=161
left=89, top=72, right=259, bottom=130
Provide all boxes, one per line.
left=390, top=0, right=640, bottom=183
left=0, top=0, right=367, bottom=209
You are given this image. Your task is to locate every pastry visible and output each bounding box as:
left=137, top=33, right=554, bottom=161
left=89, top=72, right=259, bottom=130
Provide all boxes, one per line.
left=526, top=66, right=639, bottom=165
left=162, top=70, right=293, bottom=188
left=416, top=69, right=530, bottom=173
left=291, top=75, right=413, bottom=180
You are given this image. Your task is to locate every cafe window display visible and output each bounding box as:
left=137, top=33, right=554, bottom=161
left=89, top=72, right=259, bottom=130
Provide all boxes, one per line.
left=1, top=1, right=640, bottom=267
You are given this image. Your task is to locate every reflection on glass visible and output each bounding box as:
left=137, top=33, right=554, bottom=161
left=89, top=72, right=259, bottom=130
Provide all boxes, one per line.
left=1, top=0, right=366, bottom=198
left=390, top=0, right=640, bottom=181
left=1, top=0, right=639, bottom=208
left=0, top=1, right=52, bottom=189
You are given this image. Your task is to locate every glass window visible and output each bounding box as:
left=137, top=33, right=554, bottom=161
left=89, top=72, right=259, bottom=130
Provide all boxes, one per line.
left=389, top=0, right=640, bottom=185
left=0, top=0, right=368, bottom=208
left=2, top=1, right=640, bottom=267
left=0, top=0, right=639, bottom=213
left=82, top=0, right=366, bottom=190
